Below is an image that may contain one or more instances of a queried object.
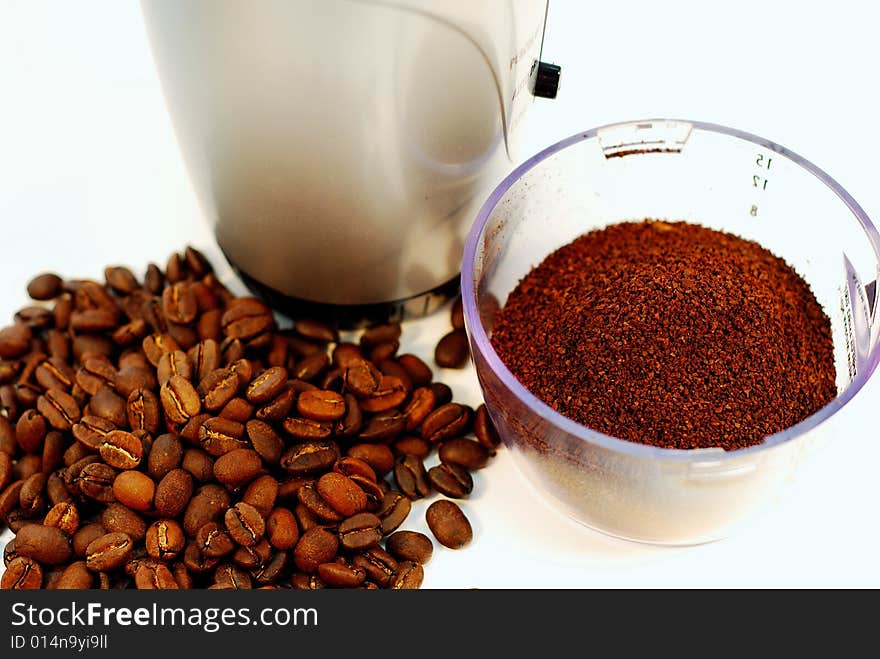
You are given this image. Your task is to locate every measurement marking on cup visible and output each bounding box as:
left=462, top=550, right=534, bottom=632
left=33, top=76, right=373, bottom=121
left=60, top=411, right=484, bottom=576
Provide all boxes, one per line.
left=750, top=152, right=772, bottom=216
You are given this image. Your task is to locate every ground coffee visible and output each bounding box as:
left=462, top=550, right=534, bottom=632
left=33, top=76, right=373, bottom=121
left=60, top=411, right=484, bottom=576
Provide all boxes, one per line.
left=491, top=220, right=836, bottom=451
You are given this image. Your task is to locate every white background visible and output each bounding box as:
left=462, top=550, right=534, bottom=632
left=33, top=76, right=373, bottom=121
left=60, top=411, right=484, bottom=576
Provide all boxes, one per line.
left=1, top=0, right=879, bottom=587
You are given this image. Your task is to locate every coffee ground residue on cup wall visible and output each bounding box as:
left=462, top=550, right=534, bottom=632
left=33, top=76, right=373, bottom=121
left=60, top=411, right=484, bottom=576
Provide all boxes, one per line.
left=490, top=220, right=837, bottom=451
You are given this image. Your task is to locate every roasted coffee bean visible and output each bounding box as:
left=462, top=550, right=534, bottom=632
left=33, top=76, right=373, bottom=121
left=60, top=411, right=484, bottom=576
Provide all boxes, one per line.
left=221, top=298, right=274, bottom=341
left=297, top=483, right=343, bottom=523
left=225, top=502, right=265, bottom=546
left=0, top=323, right=32, bottom=359
left=16, top=382, right=42, bottom=411
left=290, top=572, right=325, bottom=590
left=294, top=319, right=338, bottom=344
left=394, top=454, right=430, bottom=500
left=148, top=433, right=183, bottom=479
left=334, top=457, right=376, bottom=482
left=142, top=333, right=180, bottom=368
left=101, top=502, right=147, bottom=542
left=0, top=360, right=20, bottom=385
left=2, top=556, right=43, bottom=589
left=246, top=420, right=283, bottom=465
left=347, top=443, right=394, bottom=478
left=198, top=366, right=239, bottom=411
left=278, top=477, right=313, bottom=502
left=72, top=523, right=106, bottom=558
left=168, top=321, right=199, bottom=351
left=255, top=386, right=295, bottom=422
left=294, top=527, right=339, bottom=573
left=15, top=523, right=72, bottom=564
left=179, top=412, right=210, bottom=444
left=360, top=323, right=401, bottom=348
left=421, top=403, right=472, bottom=443
left=439, top=438, right=490, bottom=470
left=183, top=541, right=219, bottom=574
left=162, top=282, right=198, bottom=325
left=181, top=450, right=214, bottom=483
left=19, top=471, right=48, bottom=514
left=112, top=471, right=155, bottom=512
left=35, top=357, right=76, bottom=391
left=397, top=353, right=433, bottom=386
left=246, top=366, right=287, bottom=404
left=393, top=435, right=431, bottom=458
left=199, top=416, right=248, bottom=456
left=387, top=530, right=434, bottom=564
left=316, top=472, right=366, bottom=517
left=219, top=397, right=253, bottom=423
left=37, top=388, right=81, bottom=431
left=428, top=382, right=453, bottom=407
left=78, top=462, right=117, bottom=503
left=221, top=338, right=246, bottom=365
left=86, top=532, right=133, bottom=571
left=99, top=430, right=144, bottom=470
left=0, top=451, right=11, bottom=492
left=358, top=410, right=405, bottom=442
left=426, top=499, right=472, bottom=549
left=390, top=560, right=424, bottom=589
left=266, top=507, right=299, bottom=550
left=198, top=309, right=222, bottom=342
left=331, top=343, right=362, bottom=368
left=196, top=521, right=235, bottom=557
left=188, top=339, right=221, bottom=382
left=232, top=539, right=272, bottom=571
left=352, top=547, right=397, bottom=587
left=160, top=375, right=201, bottom=424
left=359, top=375, right=407, bottom=413
left=213, top=448, right=263, bottom=490
left=72, top=335, right=114, bottom=362
left=143, top=262, right=164, bottom=294
left=0, top=415, right=15, bottom=455
left=185, top=245, right=213, bottom=276
left=72, top=415, right=115, bottom=451
left=368, top=341, right=399, bottom=364
left=293, top=352, right=330, bottom=382
left=183, top=485, right=231, bottom=538
left=434, top=330, right=469, bottom=368
left=135, top=561, right=179, bottom=590
left=76, top=357, right=117, bottom=395
left=337, top=512, right=382, bottom=551
left=473, top=404, right=501, bottom=452
left=43, top=501, right=79, bottom=535
left=241, top=475, right=278, bottom=518
left=0, top=384, right=19, bottom=421
left=318, top=562, right=366, bottom=588
left=46, top=471, right=72, bottom=506
left=281, top=440, right=340, bottom=476
left=90, top=387, right=127, bottom=427
left=377, top=490, right=411, bottom=534
left=297, top=389, right=345, bottom=421
left=402, top=387, right=436, bottom=432
left=45, top=329, right=70, bottom=361
left=428, top=462, right=473, bottom=498
left=53, top=294, right=73, bottom=330
left=171, top=562, right=192, bottom=589
left=15, top=409, right=46, bottom=453
left=27, top=272, right=63, bottom=300
left=103, top=265, right=139, bottom=294
left=154, top=468, right=194, bottom=519
left=450, top=296, right=465, bottom=330
left=213, top=564, right=252, bottom=590
left=71, top=308, right=120, bottom=333
left=112, top=318, right=148, bottom=346
left=55, top=561, right=94, bottom=589
left=145, top=520, right=185, bottom=560
left=157, top=349, right=192, bottom=385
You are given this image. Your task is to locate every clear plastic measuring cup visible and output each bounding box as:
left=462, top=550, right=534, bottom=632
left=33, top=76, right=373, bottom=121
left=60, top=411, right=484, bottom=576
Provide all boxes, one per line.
left=462, top=119, right=880, bottom=544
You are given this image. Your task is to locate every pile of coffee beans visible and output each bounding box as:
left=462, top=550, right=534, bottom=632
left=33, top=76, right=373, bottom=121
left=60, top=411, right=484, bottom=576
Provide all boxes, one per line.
left=0, top=247, right=500, bottom=589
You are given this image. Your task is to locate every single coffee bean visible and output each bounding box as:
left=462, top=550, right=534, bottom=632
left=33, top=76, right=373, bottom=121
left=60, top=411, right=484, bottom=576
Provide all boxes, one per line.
left=428, top=382, right=453, bottom=407
left=103, top=265, right=139, bottom=293
left=393, top=435, right=431, bottom=458
left=46, top=471, right=71, bottom=506
left=451, top=297, right=465, bottom=330
left=99, top=430, right=144, bottom=470
left=27, top=273, right=63, bottom=300
left=15, top=452, right=42, bottom=480
left=145, top=520, right=185, bottom=560
left=293, top=352, right=330, bottom=382
left=328, top=393, right=360, bottom=437
left=337, top=512, right=382, bottom=551
left=72, top=335, right=114, bottom=363
left=142, top=333, right=179, bottom=367
left=428, top=462, right=474, bottom=498
left=157, top=349, right=192, bottom=385
left=71, top=307, right=120, bottom=333
left=86, top=532, right=134, bottom=571
left=183, top=485, right=231, bottom=538
left=241, top=475, right=278, bottom=518
left=77, top=462, right=117, bottom=503
left=43, top=501, right=79, bottom=535
left=90, top=387, right=127, bottom=428
left=297, top=389, right=346, bottom=421
left=212, top=563, right=253, bottom=590
left=180, top=412, right=211, bottom=444
left=358, top=410, right=405, bottom=442
left=352, top=547, right=397, bottom=587
left=343, top=358, right=381, bottom=396
left=76, top=357, right=117, bottom=395
left=214, top=448, right=263, bottom=490
left=346, top=443, right=394, bottom=478
left=196, top=521, right=235, bottom=557
left=297, top=483, right=343, bottom=523
left=294, top=527, right=339, bottom=573
left=255, top=386, right=296, bottom=422
left=394, top=454, right=430, bottom=500
left=294, top=319, right=338, bottom=344
left=112, top=471, right=155, bottom=512
left=0, top=451, right=11, bottom=492
left=266, top=507, right=299, bottom=550
left=35, top=357, right=76, bottom=391
left=219, top=397, right=254, bottom=423
left=473, top=403, right=501, bottom=452
left=333, top=457, right=376, bottom=482
left=72, top=523, right=106, bottom=557
left=15, top=523, right=72, bottom=564
left=101, top=502, right=147, bottom=542
left=232, top=538, right=272, bottom=571
left=199, top=416, right=248, bottom=456
left=183, top=541, right=219, bottom=574
left=390, top=560, right=424, bottom=589
left=368, top=341, right=399, bottom=364
left=290, top=572, right=325, bottom=590
left=185, top=245, right=213, bottom=276
left=402, top=386, right=437, bottom=432
left=160, top=375, right=201, bottom=424
left=358, top=375, right=407, bottom=413
left=280, top=440, right=340, bottom=476
left=72, top=415, right=115, bottom=451
left=387, top=530, right=434, bottom=564
left=188, top=339, right=221, bottom=382
left=318, top=562, right=366, bottom=588
left=225, top=502, right=265, bottom=546
left=16, top=305, right=55, bottom=330
left=135, top=561, right=180, bottom=590
left=147, top=433, right=183, bottom=479
left=397, top=353, right=433, bottom=387
left=221, top=298, right=274, bottom=341
left=40, top=430, right=63, bottom=473
left=426, top=499, right=472, bottom=549
left=245, top=420, right=283, bottom=465
left=376, top=490, right=411, bottom=535
left=54, top=561, right=94, bottom=590
left=160, top=282, right=197, bottom=325
left=197, top=309, right=223, bottom=342
left=316, top=472, right=366, bottom=517
left=198, top=366, right=240, bottom=411
left=19, top=471, right=48, bottom=514
left=181, top=449, right=214, bottom=483
left=153, top=468, right=194, bottom=518
left=360, top=323, right=401, bottom=348
left=2, top=556, right=43, bottom=589
left=420, top=403, right=472, bottom=443
left=434, top=330, right=469, bottom=369
left=15, top=409, right=46, bottom=454
left=246, top=366, right=287, bottom=404
left=439, top=438, right=490, bottom=470
left=36, top=388, right=81, bottom=431
left=0, top=324, right=32, bottom=359
left=143, top=262, right=164, bottom=294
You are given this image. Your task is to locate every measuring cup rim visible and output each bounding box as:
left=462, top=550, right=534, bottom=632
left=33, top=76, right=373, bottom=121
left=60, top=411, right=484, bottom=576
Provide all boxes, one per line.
left=461, top=117, right=880, bottom=462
